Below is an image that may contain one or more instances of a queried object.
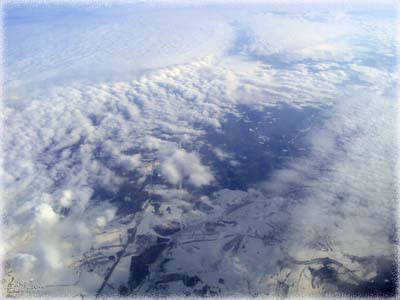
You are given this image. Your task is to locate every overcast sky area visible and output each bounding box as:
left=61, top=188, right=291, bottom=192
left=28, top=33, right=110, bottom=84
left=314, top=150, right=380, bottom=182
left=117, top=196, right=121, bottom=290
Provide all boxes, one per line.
left=2, top=0, right=399, bottom=298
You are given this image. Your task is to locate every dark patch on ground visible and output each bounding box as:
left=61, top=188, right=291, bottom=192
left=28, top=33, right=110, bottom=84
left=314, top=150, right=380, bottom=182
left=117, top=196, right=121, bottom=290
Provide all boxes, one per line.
left=200, top=103, right=321, bottom=190
left=153, top=222, right=181, bottom=236
left=127, top=242, right=169, bottom=293
left=344, top=258, right=398, bottom=297
left=222, top=235, right=244, bottom=253
left=112, top=182, right=150, bottom=216
left=155, top=273, right=201, bottom=288
left=308, top=257, right=397, bottom=297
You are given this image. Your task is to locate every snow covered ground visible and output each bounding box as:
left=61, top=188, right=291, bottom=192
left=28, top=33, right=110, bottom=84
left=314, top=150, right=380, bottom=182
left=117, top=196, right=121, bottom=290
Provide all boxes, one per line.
left=2, top=1, right=398, bottom=297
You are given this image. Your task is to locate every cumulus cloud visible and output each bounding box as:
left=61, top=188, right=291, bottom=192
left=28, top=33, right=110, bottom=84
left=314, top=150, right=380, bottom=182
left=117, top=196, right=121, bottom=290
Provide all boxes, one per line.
left=35, top=203, right=59, bottom=226
left=256, top=88, right=397, bottom=288
left=3, top=55, right=238, bottom=293
left=2, top=2, right=397, bottom=297
left=159, top=148, right=214, bottom=187
left=5, top=2, right=233, bottom=98
left=59, top=190, right=73, bottom=208
left=10, top=254, right=37, bottom=275
left=139, top=87, right=397, bottom=296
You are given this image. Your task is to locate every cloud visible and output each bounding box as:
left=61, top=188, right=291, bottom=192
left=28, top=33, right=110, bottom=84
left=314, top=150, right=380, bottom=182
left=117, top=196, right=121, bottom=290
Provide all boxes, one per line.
left=10, top=253, right=37, bottom=275
left=5, top=2, right=233, bottom=97
left=256, top=89, right=397, bottom=290
left=35, top=203, right=59, bottom=226
left=159, top=148, right=214, bottom=187
left=59, top=190, right=73, bottom=208
left=139, top=87, right=397, bottom=296
left=2, top=2, right=397, bottom=296
left=3, top=56, right=236, bottom=292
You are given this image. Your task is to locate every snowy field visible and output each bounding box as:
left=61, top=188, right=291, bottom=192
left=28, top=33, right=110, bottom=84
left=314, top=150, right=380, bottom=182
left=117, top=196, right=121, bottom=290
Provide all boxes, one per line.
left=2, top=1, right=398, bottom=297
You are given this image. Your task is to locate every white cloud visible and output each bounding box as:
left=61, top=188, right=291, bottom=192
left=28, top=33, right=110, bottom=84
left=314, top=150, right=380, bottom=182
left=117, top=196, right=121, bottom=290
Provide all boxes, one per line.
left=10, top=253, right=37, bottom=275
left=159, top=148, right=214, bottom=187
left=260, top=88, right=397, bottom=265
left=5, top=3, right=234, bottom=98
left=96, top=216, right=107, bottom=228
left=35, top=203, right=59, bottom=226
left=59, top=190, right=73, bottom=208
left=2, top=2, right=397, bottom=296
left=140, top=88, right=397, bottom=296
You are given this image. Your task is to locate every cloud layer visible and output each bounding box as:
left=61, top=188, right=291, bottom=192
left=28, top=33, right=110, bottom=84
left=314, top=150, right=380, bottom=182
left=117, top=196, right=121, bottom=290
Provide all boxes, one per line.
left=2, top=2, right=398, bottom=297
